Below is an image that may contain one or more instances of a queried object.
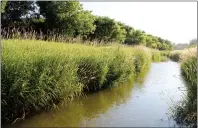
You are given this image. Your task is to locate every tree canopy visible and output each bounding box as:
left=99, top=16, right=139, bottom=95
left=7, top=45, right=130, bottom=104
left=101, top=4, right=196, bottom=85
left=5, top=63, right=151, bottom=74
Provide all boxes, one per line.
left=1, top=1, right=173, bottom=50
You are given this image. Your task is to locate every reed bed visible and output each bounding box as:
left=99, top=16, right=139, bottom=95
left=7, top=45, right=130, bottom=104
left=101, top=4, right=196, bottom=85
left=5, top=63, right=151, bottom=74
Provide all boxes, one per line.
left=179, top=47, right=197, bottom=62
left=159, top=51, right=170, bottom=62
left=169, top=50, right=183, bottom=62
left=2, top=39, right=153, bottom=124
left=160, top=56, right=168, bottom=62
left=171, top=47, right=197, bottom=127
left=160, top=51, right=170, bottom=57
left=151, top=49, right=161, bottom=62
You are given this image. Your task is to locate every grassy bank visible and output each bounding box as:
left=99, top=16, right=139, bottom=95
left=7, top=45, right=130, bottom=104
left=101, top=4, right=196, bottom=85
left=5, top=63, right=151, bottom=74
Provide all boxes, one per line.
left=2, top=39, right=153, bottom=124
left=160, top=51, right=170, bottom=62
left=150, top=49, right=170, bottom=62
left=171, top=47, right=197, bottom=127
left=169, top=48, right=196, bottom=62
left=169, top=50, right=183, bottom=62
left=151, top=49, right=161, bottom=62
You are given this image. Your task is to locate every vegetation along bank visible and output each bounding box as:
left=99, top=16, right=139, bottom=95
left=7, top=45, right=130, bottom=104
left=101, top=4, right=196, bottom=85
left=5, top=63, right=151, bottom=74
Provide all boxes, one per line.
left=2, top=39, right=165, bottom=124
left=170, top=47, right=197, bottom=127
left=1, top=1, right=196, bottom=127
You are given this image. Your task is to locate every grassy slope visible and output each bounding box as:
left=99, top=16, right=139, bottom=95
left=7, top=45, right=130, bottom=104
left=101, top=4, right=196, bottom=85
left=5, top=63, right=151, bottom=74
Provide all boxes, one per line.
left=2, top=39, right=154, bottom=124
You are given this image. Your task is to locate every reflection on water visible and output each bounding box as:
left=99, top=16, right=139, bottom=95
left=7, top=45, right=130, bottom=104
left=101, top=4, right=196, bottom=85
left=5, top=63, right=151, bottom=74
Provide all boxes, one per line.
left=9, top=61, right=185, bottom=127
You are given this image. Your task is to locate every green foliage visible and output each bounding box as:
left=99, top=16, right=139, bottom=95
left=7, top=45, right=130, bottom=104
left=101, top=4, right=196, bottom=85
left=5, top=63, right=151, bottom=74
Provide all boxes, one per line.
left=2, top=40, right=83, bottom=123
left=169, top=50, right=182, bottom=62
left=77, top=56, right=109, bottom=91
left=151, top=49, right=161, bottom=62
left=104, top=49, right=135, bottom=87
left=1, top=0, right=7, bottom=13
left=173, top=56, right=197, bottom=127
left=113, top=22, right=127, bottom=43
left=131, top=47, right=152, bottom=74
left=169, top=47, right=197, bottom=127
left=124, top=30, right=146, bottom=45
left=181, top=57, right=197, bottom=97
left=37, top=1, right=95, bottom=37
left=2, top=39, right=152, bottom=124
left=124, top=30, right=173, bottom=50
left=87, top=16, right=126, bottom=43
left=160, top=51, right=170, bottom=62
left=1, top=1, right=36, bottom=27
left=1, top=1, right=173, bottom=50
left=160, top=56, right=168, bottom=62
left=160, top=51, right=170, bottom=57
left=122, top=24, right=134, bottom=38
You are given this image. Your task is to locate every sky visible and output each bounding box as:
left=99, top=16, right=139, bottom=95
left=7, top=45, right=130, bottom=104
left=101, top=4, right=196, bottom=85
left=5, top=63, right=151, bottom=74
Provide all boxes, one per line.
left=81, top=2, right=197, bottom=44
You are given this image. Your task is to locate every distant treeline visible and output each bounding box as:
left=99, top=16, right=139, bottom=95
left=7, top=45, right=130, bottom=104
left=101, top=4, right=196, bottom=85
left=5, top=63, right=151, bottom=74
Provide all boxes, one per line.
left=1, top=1, right=173, bottom=50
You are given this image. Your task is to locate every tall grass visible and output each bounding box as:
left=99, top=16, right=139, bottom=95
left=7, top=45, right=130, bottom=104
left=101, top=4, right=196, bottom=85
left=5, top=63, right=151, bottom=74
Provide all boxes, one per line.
left=1, top=27, right=119, bottom=45
left=2, top=39, right=153, bottom=124
left=169, top=50, right=183, bottom=62
left=171, top=47, right=197, bottom=127
left=179, top=47, right=197, bottom=62
left=160, top=51, right=170, bottom=57
left=169, top=47, right=197, bottom=62
left=151, top=49, right=161, bottom=62
left=160, top=51, right=170, bottom=61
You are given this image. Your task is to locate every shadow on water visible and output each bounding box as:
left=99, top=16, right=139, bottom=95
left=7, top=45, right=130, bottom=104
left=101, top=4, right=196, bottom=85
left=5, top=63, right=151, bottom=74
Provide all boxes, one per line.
left=6, top=61, right=186, bottom=127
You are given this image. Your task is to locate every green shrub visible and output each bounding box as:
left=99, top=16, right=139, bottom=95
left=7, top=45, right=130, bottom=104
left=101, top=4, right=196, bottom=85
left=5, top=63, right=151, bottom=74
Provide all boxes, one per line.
left=151, top=49, right=161, bottom=62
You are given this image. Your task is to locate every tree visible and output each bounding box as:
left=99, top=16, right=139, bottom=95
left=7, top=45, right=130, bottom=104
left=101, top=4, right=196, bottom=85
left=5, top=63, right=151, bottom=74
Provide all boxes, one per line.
left=37, top=1, right=95, bottom=37
left=1, top=1, right=174, bottom=48
left=160, top=42, right=168, bottom=50
left=1, top=1, right=36, bottom=27
left=164, top=40, right=173, bottom=50
left=121, top=24, right=134, bottom=38
left=88, top=16, right=125, bottom=43
left=124, top=29, right=146, bottom=45
left=111, top=22, right=126, bottom=43
left=73, top=10, right=96, bottom=37
left=145, top=35, right=153, bottom=47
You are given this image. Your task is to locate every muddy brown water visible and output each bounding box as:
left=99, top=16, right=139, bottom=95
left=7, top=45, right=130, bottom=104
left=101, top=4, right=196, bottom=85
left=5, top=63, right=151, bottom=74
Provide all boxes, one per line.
left=6, top=61, right=186, bottom=127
